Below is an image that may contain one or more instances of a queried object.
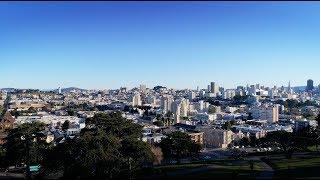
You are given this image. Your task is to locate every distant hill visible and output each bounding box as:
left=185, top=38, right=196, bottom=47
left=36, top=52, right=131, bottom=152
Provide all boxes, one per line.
left=0, top=88, right=16, bottom=92
left=1, top=87, right=87, bottom=93
left=61, top=87, right=87, bottom=93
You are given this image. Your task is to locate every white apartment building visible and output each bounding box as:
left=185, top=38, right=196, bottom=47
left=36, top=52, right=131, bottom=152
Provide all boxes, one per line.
left=131, top=93, right=142, bottom=107
left=180, top=98, right=189, bottom=117
left=223, top=89, right=236, bottom=99
left=161, top=95, right=174, bottom=113
left=173, top=101, right=181, bottom=124
left=250, top=104, right=279, bottom=123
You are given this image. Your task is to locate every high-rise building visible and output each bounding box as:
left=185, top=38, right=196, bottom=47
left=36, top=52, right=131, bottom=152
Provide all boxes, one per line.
left=188, top=91, right=196, bottom=100
left=146, top=95, right=157, bottom=106
left=172, top=101, right=181, bottom=124
left=180, top=98, right=189, bottom=117
left=306, top=79, right=314, bottom=91
left=140, top=84, right=147, bottom=93
left=58, top=87, right=62, bottom=94
left=223, top=89, right=236, bottom=99
left=161, top=95, right=174, bottom=113
left=132, top=93, right=142, bottom=107
left=210, top=82, right=219, bottom=94
left=197, top=100, right=204, bottom=112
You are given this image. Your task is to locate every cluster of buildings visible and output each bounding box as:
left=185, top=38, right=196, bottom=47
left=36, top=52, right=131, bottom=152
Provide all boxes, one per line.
left=0, top=79, right=319, bottom=150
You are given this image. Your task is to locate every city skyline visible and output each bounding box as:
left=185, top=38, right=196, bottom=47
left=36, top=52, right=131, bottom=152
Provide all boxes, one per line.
left=2, top=2, right=320, bottom=89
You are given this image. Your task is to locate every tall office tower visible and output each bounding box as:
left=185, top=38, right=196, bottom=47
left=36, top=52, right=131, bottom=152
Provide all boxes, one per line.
left=197, top=100, right=204, bottom=112
left=249, top=85, right=257, bottom=95
left=306, top=79, right=314, bottom=91
left=161, top=95, right=174, bottom=114
left=200, top=90, right=206, bottom=98
left=140, top=84, right=147, bottom=93
left=180, top=98, right=188, bottom=117
left=173, top=101, right=181, bottom=124
left=210, top=82, right=219, bottom=94
left=58, top=87, right=62, bottom=94
left=188, top=91, right=196, bottom=100
left=132, top=93, right=142, bottom=107
left=207, top=85, right=211, bottom=92
left=197, top=86, right=199, bottom=92
left=287, top=81, right=293, bottom=94
left=147, top=95, right=157, bottom=106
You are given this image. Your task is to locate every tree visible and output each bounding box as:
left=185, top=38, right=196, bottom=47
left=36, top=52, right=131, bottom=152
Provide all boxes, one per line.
left=66, top=109, right=76, bottom=116
left=159, top=131, right=202, bottom=162
left=316, top=114, right=320, bottom=126
left=0, top=105, right=4, bottom=118
left=4, top=122, right=48, bottom=168
left=263, top=131, right=306, bottom=159
left=62, top=120, right=70, bottom=131
left=247, top=113, right=253, bottom=120
left=153, top=121, right=164, bottom=127
left=222, top=121, right=232, bottom=130
left=0, top=146, right=6, bottom=168
left=27, top=107, right=37, bottom=113
left=42, top=112, right=154, bottom=179
left=208, top=106, right=216, bottom=114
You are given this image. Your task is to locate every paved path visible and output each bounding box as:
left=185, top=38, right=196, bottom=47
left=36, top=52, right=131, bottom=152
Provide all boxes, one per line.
left=0, top=172, right=25, bottom=179
left=247, top=156, right=274, bottom=179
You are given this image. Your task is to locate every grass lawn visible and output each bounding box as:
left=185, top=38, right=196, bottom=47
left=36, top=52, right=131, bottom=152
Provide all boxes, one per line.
left=136, top=159, right=266, bottom=179
left=307, top=145, right=319, bottom=152
left=266, top=155, right=320, bottom=179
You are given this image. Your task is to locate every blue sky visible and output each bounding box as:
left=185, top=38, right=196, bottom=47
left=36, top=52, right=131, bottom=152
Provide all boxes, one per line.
left=1, top=2, right=320, bottom=90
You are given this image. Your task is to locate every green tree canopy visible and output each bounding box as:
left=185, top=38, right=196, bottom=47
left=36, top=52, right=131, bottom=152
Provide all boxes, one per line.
left=153, top=121, right=164, bottom=127
left=159, top=131, right=202, bottom=161
left=222, top=121, right=235, bottom=130
left=43, top=112, right=154, bottom=179
left=62, top=120, right=70, bottom=131
left=4, top=122, right=48, bottom=166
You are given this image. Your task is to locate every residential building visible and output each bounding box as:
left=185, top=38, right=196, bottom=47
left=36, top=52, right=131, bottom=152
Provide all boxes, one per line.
left=201, top=128, right=233, bottom=148
left=132, top=93, right=142, bottom=107
left=250, top=104, right=279, bottom=123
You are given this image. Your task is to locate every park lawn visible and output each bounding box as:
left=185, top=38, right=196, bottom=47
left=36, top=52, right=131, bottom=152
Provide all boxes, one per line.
left=181, top=168, right=261, bottom=179
left=267, top=156, right=320, bottom=179
left=307, top=145, right=319, bottom=152
left=137, top=159, right=265, bottom=179
left=154, top=163, right=207, bottom=173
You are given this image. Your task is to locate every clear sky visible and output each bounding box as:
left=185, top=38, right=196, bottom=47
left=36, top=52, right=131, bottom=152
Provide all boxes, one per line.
left=1, top=2, right=320, bottom=90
